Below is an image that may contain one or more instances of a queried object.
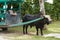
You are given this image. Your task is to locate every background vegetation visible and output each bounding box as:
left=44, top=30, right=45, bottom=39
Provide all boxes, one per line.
left=21, top=0, right=60, bottom=21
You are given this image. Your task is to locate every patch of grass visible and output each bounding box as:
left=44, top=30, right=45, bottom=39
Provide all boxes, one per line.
left=9, top=35, right=60, bottom=40
left=47, top=21, right=60, bottom=33
left=8, top=21, right=60, bottom=40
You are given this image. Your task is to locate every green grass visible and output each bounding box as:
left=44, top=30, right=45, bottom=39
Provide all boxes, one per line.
left=8, top=21, right=60, bottom=40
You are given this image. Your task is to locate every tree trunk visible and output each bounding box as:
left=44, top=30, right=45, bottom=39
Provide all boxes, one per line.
left=39, top=0, right=45, bottom=15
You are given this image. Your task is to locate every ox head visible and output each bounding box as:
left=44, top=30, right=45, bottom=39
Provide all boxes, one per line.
left=44, top=15, right=52, bottom=25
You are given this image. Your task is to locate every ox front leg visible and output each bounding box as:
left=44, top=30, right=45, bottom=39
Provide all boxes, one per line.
left=40, top=27, right=43, bottom=36
left=36, top=27, right=39, bottom=35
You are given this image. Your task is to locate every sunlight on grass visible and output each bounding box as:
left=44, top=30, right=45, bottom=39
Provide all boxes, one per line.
left=48, top=28, right=60, bottom=33
left=5, top=35, right=60, bottom=40
left=47, top=21, right=60, bottom=33
left=8, top=21, right=60, bottom=40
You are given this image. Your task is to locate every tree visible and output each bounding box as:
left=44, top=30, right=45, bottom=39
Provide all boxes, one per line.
left=53, top=0, right=60, bottom=20
left=21, top=0, right=40, bottom=15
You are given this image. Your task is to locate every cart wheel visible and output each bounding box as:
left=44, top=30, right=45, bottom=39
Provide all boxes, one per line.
left=2, top=28, right=8, bottom=31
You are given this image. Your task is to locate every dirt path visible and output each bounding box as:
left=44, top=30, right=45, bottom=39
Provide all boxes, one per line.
left=0, top=30, right=34, bottom=40
left=0, top=30, right=23, bottom=40
left=43, top=33, right=60, bottom=38
left=0, top=32, right=32, bottom=40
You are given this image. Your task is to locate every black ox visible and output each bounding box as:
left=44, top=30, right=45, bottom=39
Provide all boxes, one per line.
left=23, top=12, right=50, bottom=35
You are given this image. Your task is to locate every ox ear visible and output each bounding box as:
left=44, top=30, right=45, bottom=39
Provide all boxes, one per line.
left=44, top=15, right=52, bottom=22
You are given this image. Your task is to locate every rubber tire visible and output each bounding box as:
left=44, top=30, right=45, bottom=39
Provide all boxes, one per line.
left=2, top=28, right=8, bottom=31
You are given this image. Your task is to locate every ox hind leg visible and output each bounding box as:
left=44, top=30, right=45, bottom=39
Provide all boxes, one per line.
left=26, top=25, right=28, bottom=34
left=23, top=25, right=28, bottom=34
left=23, top=25, right=25, bottom=34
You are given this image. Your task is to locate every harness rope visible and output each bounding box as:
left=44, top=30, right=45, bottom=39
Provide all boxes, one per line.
left=8, top=17, right=43, bottom=27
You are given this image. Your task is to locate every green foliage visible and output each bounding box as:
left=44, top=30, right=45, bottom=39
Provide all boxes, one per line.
left=21, top=0, right=40, bottom=16
left=53, top=0, right=60, bottom=20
